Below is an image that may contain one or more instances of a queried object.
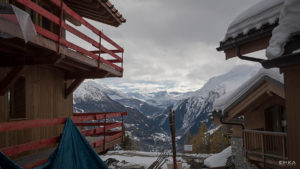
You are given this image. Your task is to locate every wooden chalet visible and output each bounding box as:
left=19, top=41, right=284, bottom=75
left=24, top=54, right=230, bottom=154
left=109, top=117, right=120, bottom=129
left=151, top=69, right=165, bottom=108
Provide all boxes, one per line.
left=216, top=0, right=300, bottom=168
left=0, top=0, right=127, bottom=168
left=212, top=69, right=286, bottom=169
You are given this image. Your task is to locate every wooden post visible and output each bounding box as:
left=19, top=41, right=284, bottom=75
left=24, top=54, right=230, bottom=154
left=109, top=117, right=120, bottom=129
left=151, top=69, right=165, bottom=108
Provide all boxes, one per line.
left=244, top=131, right=247, bottom=156
left=169, top=110, right=177, bottom=169
left=57, top=0, right=64, bottom=54
left=260, top=133, right=264, bottom=161
left=64, top=78, right=84, bottom=98
left=98, top=32, right=102, bottom=69
left=103, top=113, right=106, bottom=152
left=281, top=65, right=300, bottom=167
left=121, top=113, right=124, bottom=142
left=282, top=135, right=286, bottom=160
left=121, top=52, right=124, bottom=73
left=0, top=66, right=26, bottom=96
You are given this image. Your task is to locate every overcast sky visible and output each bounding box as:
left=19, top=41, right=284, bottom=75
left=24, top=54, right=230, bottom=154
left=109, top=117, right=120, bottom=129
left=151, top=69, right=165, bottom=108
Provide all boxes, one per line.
left=89, top=0, right=262, bottom=93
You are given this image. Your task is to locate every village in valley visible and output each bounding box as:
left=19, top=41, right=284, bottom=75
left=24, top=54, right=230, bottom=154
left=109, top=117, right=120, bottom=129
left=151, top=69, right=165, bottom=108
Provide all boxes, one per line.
left=0, top=0, right=299, bottom=169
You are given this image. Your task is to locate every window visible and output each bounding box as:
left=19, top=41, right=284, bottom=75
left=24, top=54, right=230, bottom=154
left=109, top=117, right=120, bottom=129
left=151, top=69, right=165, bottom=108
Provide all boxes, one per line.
left=8, top=77, right=26, bottom=119
left=0, top=0, right=9, bottom=4
left=265, top=105, right=286, bottom=132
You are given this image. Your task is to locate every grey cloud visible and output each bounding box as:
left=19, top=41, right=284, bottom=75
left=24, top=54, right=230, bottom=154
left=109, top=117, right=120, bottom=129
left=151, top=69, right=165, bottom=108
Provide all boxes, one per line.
left=93, top=0, right=262, bottom=92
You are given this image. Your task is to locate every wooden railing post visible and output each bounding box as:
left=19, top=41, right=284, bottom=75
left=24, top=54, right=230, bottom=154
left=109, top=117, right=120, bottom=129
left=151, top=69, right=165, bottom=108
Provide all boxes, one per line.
left=103, top=113, right=106, bottom=152
left=244, top=131, right=247, bottom=156
left=121, top=52, right=124, bottom=72
left=57, top=0, right=64, bottom=54
left=243, top=129, right=287, bottom=162
left=121, top=113, right=124, bottom=142
left=98, top=32, right=102, bottom=69
left=282, top=135, right=286, bottom=160
left=260, top=133, right=264, bottom=160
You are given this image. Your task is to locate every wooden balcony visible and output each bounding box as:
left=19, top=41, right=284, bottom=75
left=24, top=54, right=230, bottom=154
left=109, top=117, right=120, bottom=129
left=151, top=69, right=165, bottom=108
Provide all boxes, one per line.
left=244, top=129, right=287, bottom=166
left=0, top=112, right=127, bottom=169
left=0, top=0, right=124, bottom=79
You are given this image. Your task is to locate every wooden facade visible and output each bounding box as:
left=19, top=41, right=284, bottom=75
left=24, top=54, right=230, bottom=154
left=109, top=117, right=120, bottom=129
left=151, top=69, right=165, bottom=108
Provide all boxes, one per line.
left=217, top=2, right=300, bottom=167
left=0, top=66, right=72, bottom=149
left=281, top=65, right=300, bottom=167
left=213, top=77, right=287, bottom=168
left=0, top=0, right=127, bottom=167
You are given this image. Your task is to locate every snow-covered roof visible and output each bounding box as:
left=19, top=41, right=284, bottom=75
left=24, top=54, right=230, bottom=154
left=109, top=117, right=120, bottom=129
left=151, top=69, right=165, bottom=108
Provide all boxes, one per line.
left=266, top=0, right=300, bottom=59
left=224, top=0, right=284, bottom=41
left=223, top=0, right=300, bottom=59
left=213, top=68, right=283, bottom=113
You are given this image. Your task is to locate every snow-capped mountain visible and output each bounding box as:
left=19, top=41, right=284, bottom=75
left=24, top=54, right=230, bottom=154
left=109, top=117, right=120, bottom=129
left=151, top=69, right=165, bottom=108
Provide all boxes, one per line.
left=159, top=65, right=260, bottom=141
left=127, top=90, right=193, bottom=108
left=73, top=81, right=169, bottom=151
left=75, top=81, right=164, bottom=117
left=73, top=65, right=260, bottom=151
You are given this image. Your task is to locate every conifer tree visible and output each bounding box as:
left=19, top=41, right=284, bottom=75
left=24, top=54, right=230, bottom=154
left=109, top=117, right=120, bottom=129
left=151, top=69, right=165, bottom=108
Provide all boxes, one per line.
left=184, top=130, right=192, bottom=145
left=209, top=129, right=230, bottom=153
left=120, top=134, right=132, bottom=150
left=192, top=122, right=209, bottom=153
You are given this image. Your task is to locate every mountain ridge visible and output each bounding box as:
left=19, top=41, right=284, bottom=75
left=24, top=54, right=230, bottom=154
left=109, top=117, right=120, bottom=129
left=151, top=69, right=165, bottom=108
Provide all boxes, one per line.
left=73, top=65, right=260, bottom=151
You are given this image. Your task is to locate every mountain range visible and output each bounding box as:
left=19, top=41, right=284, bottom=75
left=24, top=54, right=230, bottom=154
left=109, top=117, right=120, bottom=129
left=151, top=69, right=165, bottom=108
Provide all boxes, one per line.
left=73, top=65, right=260, bottom=151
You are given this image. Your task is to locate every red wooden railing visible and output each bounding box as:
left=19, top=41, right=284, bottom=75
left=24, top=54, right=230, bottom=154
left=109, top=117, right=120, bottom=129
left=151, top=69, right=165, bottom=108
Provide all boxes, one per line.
left=0, top=112, right=127, bottom=169
left=14, top=0, right=124, bottom=72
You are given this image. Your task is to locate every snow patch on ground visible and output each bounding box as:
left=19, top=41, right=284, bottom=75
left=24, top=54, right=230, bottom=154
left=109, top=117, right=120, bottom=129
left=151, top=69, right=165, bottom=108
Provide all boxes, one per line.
left=101, top=154, right=157, bottom=168
left=204, top=146, right=232, bottom=168
left=101, top=151, right=211, bottom=169
left=205, top=125, right=221, bottom=135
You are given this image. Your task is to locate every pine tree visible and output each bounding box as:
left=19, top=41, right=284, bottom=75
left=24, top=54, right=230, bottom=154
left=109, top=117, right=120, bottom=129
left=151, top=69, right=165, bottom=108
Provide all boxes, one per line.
left=120, top=134, right=132, bottom=150
left=209, top=129, right=230, bottom=153
left=192, top=122, right=209, bottom=153
left=184, top=130, right=192, bottom=145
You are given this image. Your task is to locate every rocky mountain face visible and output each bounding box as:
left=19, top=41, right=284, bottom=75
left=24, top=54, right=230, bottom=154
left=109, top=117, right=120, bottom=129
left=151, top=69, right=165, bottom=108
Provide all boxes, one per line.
left=73, top=81, right=169, bottom=151
left=158, top=65, right=259, bottom=142
left=73, top=65, right=259, bottom=151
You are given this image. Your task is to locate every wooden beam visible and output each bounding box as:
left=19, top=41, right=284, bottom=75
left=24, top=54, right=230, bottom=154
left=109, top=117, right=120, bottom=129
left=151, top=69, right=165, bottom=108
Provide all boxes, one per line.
left=2, top=136, right=60, bottom=157
left=0, top=117, right=67, bottom=132
left=53, top=54, right=66, bottom=65
left=65, top=78, right=84, bottom=98
left=224, top=36, right=271, bottom=59
left=65, top=70, right=110, bottom=79
left=0, top=66, right=26, bottom=96
left=61, top=60, right=91, bottom=71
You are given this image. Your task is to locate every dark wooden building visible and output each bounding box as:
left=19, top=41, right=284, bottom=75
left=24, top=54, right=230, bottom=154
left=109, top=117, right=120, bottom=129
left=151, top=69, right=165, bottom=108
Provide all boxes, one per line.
left=216, top=0, right=300, bottom=168
left=212, top=69, right=286, bottom=168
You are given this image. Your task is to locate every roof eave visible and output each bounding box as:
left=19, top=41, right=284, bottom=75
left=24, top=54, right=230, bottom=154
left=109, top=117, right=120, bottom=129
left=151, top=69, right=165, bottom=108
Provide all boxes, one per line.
left=217, top=23, right=278, bottom=59
left=222, top=76, right=284, bottom=118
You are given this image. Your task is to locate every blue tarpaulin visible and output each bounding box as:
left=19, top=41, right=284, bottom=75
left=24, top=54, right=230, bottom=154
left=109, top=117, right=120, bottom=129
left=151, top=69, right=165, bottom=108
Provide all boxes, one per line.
left=0, top=152, right=23, bottom=169
left=0, top=118, right=108, bottom=169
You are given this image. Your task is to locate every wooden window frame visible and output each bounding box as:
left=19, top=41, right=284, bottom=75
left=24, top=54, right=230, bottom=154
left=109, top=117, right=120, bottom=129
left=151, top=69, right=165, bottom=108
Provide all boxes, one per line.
left=8, top=76, right=26, bottom=120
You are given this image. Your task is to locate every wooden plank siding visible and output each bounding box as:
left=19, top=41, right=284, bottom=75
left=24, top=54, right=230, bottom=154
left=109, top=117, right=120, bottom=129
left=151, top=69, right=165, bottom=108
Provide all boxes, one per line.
left=226, top=81, right=285, bottom=120
left=281, top=65, right=300, bottom=166
left=0, top=66, right=73, bottom=153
